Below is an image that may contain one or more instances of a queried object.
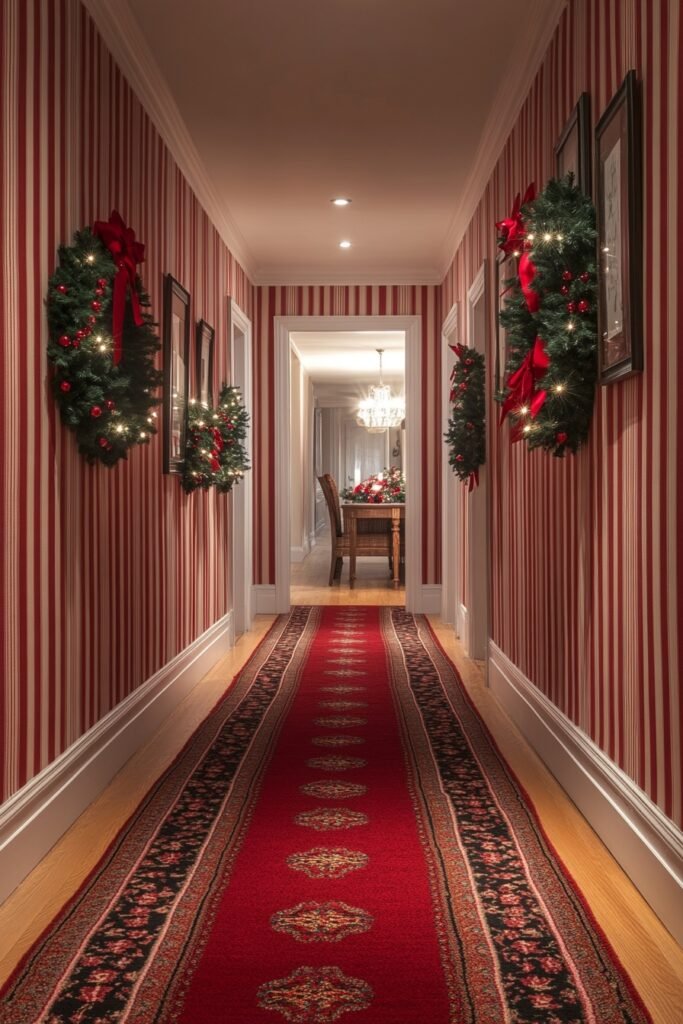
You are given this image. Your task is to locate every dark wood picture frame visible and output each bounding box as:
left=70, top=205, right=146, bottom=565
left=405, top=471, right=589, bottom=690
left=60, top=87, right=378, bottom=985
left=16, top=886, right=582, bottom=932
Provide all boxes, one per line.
left=595, top=70, right=643, bottom=384
left=554, top=92, right=592, bottom=195
left=195, top=319, right=215, bottom=407
left=162, top=274, right=191, bottom=475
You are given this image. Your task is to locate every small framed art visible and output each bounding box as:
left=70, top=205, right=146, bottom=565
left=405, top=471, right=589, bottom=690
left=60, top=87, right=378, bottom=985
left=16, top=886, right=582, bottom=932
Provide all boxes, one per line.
left=196, top=319, right=215, bottom=407
left=162, top=275, right=191, bottom=474
left=554, top=92, right=591, bottom=195
left=595, top=70, right=643, bottom=383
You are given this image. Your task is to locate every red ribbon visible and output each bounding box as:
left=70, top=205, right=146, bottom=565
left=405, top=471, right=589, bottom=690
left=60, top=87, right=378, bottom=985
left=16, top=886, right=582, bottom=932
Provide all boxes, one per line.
left=518, top=251, right=540, bottom=312
left=93, top=210, right=145, bottom=366
left=468, top=468, right=479, bottom=492
left=211, top=427, right=224, bottom=452
left=495, top=183, right=536, bottom=257
left=500, top=336, right=549, bottom=428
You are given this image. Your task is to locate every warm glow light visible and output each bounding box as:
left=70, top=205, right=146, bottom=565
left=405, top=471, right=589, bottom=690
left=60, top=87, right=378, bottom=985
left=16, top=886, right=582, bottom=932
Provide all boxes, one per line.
left=356, top=349, right=405, bottom=433
left=567, top=321, right=575, bottom=331
left=556, top=234, right=564, bottom=241
left=339, top=240, right=352, bottom=249
left=519, top=405, right=529, bottom=415
left=189, top=398, right=197, bottom=405
left=554, top=383, right=565, bottom=393
left=99, top=344, right=107, bottom=352
left=86, top=254, right=95, bottom=264
left=527, top=233, right=535, bottom=241
left=331, top=197, right=351, bottom=206
left=139, top=431, right=146, bottom=439
left=513, top=250, right=521, bottom=257
left=523, top=424, right=532, bottom=434
left=543, top=233, right=552, bottom=242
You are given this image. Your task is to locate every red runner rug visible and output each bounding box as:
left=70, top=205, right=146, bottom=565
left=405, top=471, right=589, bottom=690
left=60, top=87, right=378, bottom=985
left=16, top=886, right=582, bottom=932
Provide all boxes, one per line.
left=1, top=607, right=651, bottom=1023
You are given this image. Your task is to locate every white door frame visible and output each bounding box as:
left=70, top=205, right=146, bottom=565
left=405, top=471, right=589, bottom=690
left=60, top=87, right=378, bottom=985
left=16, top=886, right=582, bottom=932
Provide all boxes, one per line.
left=465, top=263, right=490, bottom=662
left=229, top=298, right=254, bottom=637
left=440, top=302, right=461, bottom=628
left=274, top=314, right=423, bottom=613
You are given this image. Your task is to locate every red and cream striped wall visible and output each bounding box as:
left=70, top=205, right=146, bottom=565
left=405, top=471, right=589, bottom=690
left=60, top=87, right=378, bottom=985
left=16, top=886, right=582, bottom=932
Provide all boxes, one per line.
left=0, top=0, right=254, bottom=802
left=443, top=0, right=681, bottom=827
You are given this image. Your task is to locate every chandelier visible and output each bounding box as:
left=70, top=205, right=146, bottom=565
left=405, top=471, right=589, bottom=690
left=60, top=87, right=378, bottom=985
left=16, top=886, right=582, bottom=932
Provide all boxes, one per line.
left=356, top=349, right=405, bottom=434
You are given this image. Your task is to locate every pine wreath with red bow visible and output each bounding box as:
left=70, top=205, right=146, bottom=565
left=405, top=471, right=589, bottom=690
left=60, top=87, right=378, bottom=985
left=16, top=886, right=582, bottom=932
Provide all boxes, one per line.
left=46, top=211, right=161, bottom=466
left=444, top=344, right=486, bottom=490
left=181, top=384, right=250, bottom=494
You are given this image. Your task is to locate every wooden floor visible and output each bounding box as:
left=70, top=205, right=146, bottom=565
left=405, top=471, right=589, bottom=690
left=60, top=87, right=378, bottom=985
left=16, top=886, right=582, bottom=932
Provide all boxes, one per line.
left=1, top=533, right=682, bottom=1021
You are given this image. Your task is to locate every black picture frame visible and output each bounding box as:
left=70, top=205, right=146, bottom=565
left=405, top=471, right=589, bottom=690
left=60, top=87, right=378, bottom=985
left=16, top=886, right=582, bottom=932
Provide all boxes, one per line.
left=162, top=274, right=191, bottom=474
left=554, top=92, right=592, bottom=195
left=595, top=70, right=643, bottom=384
left=195, top=319, right=215, bottom=407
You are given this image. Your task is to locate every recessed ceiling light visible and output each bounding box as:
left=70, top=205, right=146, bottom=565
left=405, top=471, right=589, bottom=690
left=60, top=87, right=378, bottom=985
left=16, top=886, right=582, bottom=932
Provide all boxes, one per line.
left=339, top=240, right=352, bottom=249
left=331, top=197, right=351, bottom=206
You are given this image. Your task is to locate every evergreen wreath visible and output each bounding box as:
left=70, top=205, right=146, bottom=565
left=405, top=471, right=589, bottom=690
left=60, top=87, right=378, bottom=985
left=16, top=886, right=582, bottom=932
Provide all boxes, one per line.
left=181, top=385, right=250, bottom=494
left=444, top=344, right=486, bottom=489
left=496, top=176, right=598, bottom=455
left=46, top=211, right=162, bottom=466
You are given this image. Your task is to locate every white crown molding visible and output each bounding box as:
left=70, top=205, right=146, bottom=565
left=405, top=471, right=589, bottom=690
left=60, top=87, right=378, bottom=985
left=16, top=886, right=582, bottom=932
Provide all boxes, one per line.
left=438, top=0, right=568, bottom=280
left=254, top=269, right=443, bottom=286
left=82, top=0, right=257, bottom=282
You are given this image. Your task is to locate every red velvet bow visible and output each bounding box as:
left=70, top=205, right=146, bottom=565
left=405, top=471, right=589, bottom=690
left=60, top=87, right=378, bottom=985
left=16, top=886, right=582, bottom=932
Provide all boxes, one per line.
left=496, top=182, right=536, bottom=257
left=93, top=210, right=145, bottom=365
left=518, top=251, right=540, bottom=312
left=468, top=468, right=479, bottom=492
left=500, top=336, right=549, bottom=429
left=211, top=427, right=224, bottom=452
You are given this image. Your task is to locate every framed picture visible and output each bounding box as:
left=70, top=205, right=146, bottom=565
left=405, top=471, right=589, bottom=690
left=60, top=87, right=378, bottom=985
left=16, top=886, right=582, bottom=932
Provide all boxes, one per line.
left=162, top=275, right=191, bottom=474
left=554, top=92, right=591, bottom=195
left=595, top=70, right=643, bottom=384
left=494, top=252, right=515, bottom=394
left=195, top=319, right=215, bottom=407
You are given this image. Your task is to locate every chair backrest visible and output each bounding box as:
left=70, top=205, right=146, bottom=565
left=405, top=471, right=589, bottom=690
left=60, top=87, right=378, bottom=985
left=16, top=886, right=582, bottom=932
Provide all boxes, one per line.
left=318, top=474, right=343, bottom=537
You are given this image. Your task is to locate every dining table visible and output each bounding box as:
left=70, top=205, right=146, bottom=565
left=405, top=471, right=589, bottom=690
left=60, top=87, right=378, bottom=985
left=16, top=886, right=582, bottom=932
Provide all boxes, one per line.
left=342, top=501, right=405, bottom=589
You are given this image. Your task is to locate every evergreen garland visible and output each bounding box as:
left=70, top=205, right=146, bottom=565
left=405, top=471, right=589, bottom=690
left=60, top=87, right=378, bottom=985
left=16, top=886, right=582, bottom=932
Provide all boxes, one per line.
left=181, top=385, right=250, bottom=494
left=444, top=344, right=486, bottom=488
left=46, top=221, right=161, bottom=466
left=497, top=176, right=598, bottom=455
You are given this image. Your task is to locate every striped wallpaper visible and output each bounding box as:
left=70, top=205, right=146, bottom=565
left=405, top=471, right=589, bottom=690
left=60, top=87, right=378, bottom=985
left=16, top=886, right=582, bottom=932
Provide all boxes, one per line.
left=252, top=285, right=443, bottom=587
left=443, top=0, right=681, bottom=827
left=0, top=0, right=254, bottom=801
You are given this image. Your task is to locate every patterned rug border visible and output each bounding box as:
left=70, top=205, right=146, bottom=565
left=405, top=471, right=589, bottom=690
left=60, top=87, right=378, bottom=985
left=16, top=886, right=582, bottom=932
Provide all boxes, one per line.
left=412, top=611, right=653, bottom=1024
left=0, top=608, right=305, bottom=1007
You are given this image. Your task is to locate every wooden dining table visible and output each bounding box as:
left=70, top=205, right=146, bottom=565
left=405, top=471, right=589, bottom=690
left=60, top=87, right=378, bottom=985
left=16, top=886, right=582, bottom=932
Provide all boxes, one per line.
left=342, top=502, right=405, bottom=589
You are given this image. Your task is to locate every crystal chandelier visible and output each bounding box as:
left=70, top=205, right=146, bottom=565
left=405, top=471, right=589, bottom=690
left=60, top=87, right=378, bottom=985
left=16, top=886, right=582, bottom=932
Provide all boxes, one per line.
left=356, top=349, right=405, bottom=434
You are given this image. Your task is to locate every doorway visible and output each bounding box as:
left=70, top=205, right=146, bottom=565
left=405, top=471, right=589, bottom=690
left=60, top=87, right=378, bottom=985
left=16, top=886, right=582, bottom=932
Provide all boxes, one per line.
left=273, top=315, right=423, bottom=613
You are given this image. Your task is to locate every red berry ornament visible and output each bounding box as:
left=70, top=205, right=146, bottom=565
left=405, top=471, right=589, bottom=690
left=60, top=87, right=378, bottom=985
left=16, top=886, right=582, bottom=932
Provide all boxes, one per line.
left=90, top=405, right=102, bottom=418
left=566, top=302, right=576, bottom=313
left=577, top=299, right=590, bottom=313
left=466, top=422, right=474, bottom=430
left=455, top=454, right=464, bottom=462
left=97, top=277, right=108, bottom=289
left=91, top=300, right=101, bottom=312
left=560, top=285, right=570, bottom=296
left=57, top=283, right=68, bottom=294
left=75, top=329, right=86, bottom=340
left=59, top=381, right=71, bottom=392
left=556, top=432, right=568, bottom=444
left=72, top=339, right=80, bottom=349
left=95, top=287, right=104, bottom=297
left=580, top=271, right=590, bottom=284
left=58, top=334, right=70, bottom=347
left=98, top=436, right=109, bottom=448
left=105, top=399, right=115, bottom=411
left=88, top=315, right=97, bottom=325
left=562, top=270, right=573, bottom=282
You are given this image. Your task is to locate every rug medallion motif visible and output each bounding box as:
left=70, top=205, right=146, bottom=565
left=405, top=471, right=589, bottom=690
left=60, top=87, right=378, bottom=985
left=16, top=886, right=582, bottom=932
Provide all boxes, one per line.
left=286, top=848, right=369, bottom=879
left=270, top=901, right=374, bottom=943
left=300, top=780, right=366, bottom=799
left=256, top=966, right=373, bottom=1023
left=294, top=807, right=368, bottom=832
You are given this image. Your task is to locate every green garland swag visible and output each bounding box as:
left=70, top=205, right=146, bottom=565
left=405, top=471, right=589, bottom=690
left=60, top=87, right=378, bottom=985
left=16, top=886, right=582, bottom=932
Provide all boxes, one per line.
left=46, top=216, right=162, bottom=466
left=445, top=344, right=486, bottom=489
left=181, top=385, right=250, bottom=494
left=496, top=176, right=598, bottom=455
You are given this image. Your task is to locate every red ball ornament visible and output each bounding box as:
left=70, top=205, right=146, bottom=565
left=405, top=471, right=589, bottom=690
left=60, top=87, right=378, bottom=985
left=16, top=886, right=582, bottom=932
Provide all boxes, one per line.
left=91, top=300, right=101, bottom=312
left=466, top=422, right=474, bottom=430
left=59, top=380, right=71, bottom=392
left=98, top=436, right=109, bottom=448
left=562, top=270, right=573, bottom=282
left=566, top=301, right=576, bottom=313
left=560, top=284, right=570, bottom=296
left=88, top=315, right=97, bottom=325
left=580, top=271, right=590, bottom=284
left=75, top=329, right=86, bottom=340
left=459, top=382, right=467, bottom=391
left=57, top=283, right=68, bottom=294
left=105, top=399, right=115, bottom=411
left=95, top=287, right=104, bottom=297
left=90, top=405, right=102, bottom=418
left=97, top=277, right=108, bottom=289
left=465, top=358, right=473, bottom=366
left=556, top=432, right=568, bottom=444
left=72, top=339, right=80, bottom=349
left=58, top=334, right=70, bottom=347
left=577, top=299, right=590, bottom=313
left=455, top=454, right=464, bottom=462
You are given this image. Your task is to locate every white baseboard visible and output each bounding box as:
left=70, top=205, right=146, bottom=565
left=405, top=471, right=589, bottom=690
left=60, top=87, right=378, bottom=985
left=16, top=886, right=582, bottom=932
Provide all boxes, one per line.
left=290, top=546, right=307, bottom=563
left=253, top=584, right=278, bottom=613
left=489, top=641, right=683, bottom=945
left=0, top=612, right=233, bottom=906
left=420, top=585, right=443, bottom=614
left=308, top=530, right=317, bottom=550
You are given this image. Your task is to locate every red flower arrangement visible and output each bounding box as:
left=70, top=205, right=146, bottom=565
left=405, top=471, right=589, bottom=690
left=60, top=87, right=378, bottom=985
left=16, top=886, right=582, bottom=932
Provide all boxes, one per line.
left=341, top=466, right=405, bottom=503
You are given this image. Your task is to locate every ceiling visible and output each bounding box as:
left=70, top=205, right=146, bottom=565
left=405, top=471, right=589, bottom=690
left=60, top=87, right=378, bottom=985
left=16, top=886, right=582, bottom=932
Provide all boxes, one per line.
left=89, top=0, right=564, bottom=283
left=291, top=331, right=404, bottom=408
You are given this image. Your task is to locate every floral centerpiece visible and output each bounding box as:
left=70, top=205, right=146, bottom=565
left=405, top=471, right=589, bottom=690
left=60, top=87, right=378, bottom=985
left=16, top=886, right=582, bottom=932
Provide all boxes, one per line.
left=341, top=467, right=405, bottom=503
